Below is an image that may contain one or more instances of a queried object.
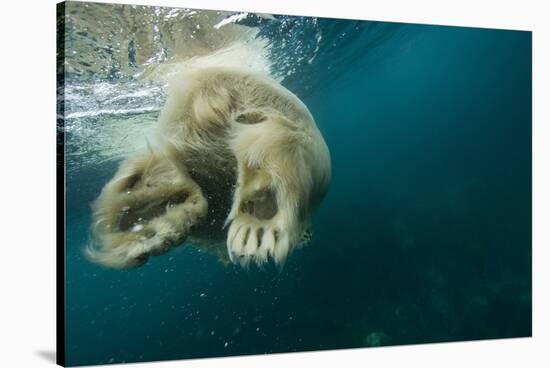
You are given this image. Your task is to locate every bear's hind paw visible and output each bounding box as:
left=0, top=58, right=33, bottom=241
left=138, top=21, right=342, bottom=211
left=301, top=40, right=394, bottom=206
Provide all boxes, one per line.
left=88, top=152, right=208, bottom=268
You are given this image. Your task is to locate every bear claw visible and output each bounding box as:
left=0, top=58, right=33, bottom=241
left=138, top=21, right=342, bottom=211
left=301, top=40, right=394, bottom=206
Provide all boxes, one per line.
left=226, top=214, right=291, bottom=267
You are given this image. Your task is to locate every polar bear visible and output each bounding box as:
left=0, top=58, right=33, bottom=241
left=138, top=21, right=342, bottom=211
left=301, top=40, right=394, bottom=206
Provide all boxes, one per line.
left=87, top=66, right=331, bottom=268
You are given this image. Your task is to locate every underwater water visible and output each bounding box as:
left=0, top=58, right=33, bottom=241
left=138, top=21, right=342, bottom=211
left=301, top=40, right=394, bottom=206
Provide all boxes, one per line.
left=59, top=2, right=532, bottom=366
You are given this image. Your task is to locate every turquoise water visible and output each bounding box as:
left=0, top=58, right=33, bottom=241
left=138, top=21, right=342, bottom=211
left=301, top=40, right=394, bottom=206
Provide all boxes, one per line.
left=61, top=5, right=531, bottom=366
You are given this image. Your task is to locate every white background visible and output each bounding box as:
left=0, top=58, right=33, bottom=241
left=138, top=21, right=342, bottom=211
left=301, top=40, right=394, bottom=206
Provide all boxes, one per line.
left=1, top=0, right=548, bottom=367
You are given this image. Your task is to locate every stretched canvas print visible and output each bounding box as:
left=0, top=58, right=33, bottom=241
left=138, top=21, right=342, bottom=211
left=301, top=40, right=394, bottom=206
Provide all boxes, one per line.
left=56, top=1, right=532, bottom=366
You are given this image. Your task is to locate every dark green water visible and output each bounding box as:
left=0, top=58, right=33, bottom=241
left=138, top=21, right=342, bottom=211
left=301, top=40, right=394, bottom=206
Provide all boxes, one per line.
left=63, top=15, right=531, bottom=367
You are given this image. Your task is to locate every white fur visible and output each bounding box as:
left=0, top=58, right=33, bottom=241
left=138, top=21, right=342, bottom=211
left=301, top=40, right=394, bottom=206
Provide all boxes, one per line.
left=88, top=66, right=331, bottom=268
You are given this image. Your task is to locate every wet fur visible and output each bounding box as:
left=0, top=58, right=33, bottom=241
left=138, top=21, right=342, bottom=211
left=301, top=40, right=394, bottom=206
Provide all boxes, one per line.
left=87, top=66, right=331, bottom=268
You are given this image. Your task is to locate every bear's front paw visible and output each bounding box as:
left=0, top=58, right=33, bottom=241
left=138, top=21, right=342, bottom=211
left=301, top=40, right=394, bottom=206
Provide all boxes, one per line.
left=226, top=188, right=299, bottom=267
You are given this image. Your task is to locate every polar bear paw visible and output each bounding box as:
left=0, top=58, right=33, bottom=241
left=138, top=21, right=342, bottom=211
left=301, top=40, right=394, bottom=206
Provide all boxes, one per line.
left=87, top=152, right=208, bottom=268
left=226, top=181, right=299, bottom=267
